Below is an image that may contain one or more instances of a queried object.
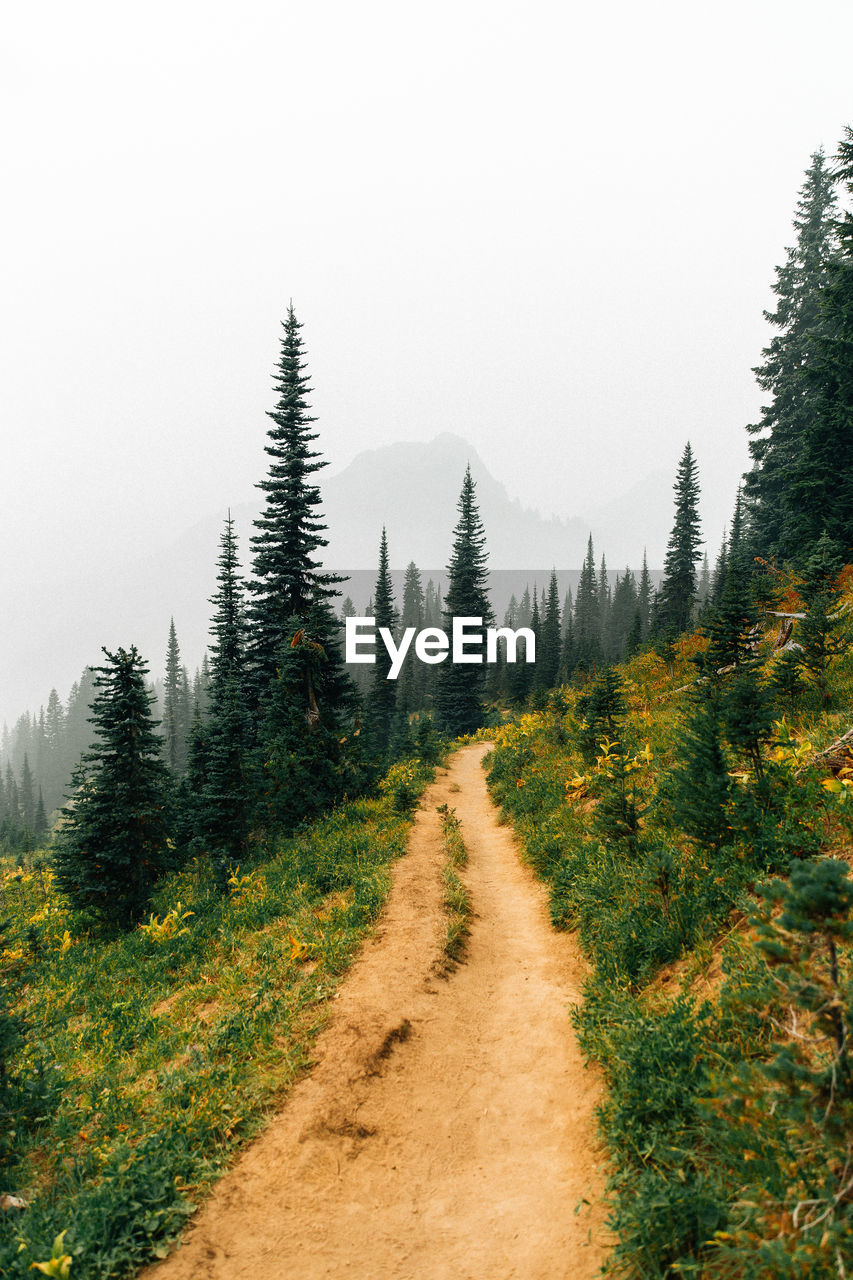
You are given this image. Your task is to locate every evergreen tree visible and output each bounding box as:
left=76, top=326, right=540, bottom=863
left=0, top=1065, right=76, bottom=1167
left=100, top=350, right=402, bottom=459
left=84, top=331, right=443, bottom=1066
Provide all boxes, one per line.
left=744, top=150, right=840, bottom=561
left=53, top=647, right=172, bottom=928
left=786, top=130, right=853, bottom=559
left=34, top=788, right=48, bottom=842
left=367, top=527, right=398, bottom=754
left=248, top=308, right=357, bottom=818
left=537, top=571, right=562, bottom=690
left=696, top=552, right=711, bottom=611
left=662, top=688, right=731, bottom=854
left=19, top=755, right=35, bottom=832
left=653, top=442, right=703, bottom=637
left=598, top=555, right=612, bottom=656
left=710, top=530, right=729, bottom=607
left=508, top=583, right=534, bottom=704
left=797, top=532, right=848, bottom=704
left=248, top=305, right=344, bottom=686
left=637, top=550, right=652, bottom=639
left=703, top=550, right=759, bottom=674
left=610, top=569, right=639, bottom=660
left=162, top=619, right=186, bottom=774
left=4, top=765, right=19, bottom=827
left=436, top=467, right=494, bottom=737
left=574, top=537, right=602, bottom=672
left=201, top=514, right=253, bottom=867
left=396, top=561, right=427, bottom=720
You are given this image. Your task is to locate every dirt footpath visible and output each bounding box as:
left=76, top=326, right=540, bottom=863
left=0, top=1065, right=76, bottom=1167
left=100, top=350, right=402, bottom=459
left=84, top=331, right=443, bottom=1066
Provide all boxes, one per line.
left=144, top=742, right=609, bottom=1280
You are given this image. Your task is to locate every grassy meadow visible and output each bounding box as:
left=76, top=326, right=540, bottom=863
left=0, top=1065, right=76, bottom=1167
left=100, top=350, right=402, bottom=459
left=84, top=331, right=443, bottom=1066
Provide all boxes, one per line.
left=484, top=585, right=853, bottom=1277
left=0, top=758, right=434, bottom=1278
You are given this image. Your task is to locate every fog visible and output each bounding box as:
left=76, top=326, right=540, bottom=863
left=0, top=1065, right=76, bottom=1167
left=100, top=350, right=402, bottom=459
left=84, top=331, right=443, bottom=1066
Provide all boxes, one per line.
left=2, top=0, right=852, bottom=724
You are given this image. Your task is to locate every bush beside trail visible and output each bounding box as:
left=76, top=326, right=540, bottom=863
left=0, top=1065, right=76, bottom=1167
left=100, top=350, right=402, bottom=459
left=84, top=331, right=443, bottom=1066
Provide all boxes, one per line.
left=486, top=582, right=853, bottom=1278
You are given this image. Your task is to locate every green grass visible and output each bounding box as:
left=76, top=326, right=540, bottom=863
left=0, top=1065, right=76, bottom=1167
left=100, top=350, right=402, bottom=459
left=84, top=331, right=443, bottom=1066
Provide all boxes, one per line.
left=486, top=610, right=853, bottom=1277
left=437, top=803, right=471, bottom=969
left=0, top=760, right=435, bottom=1279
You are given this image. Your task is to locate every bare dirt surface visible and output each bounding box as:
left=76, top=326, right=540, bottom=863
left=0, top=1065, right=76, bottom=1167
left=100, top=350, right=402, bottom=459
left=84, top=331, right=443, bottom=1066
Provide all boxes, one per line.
left=143, top=743, right=609, bottom=1279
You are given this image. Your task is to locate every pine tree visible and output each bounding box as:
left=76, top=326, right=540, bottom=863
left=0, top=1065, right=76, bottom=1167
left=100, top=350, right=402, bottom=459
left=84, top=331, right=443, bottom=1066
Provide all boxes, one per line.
left=610, top=569, right=639, bottom=660
left=201, top=514, right=253, bottom=867
left=697, top=553, right=711, bottom=612
left=162, top=619, right=186, bottom=774
left=249, top=305, right=343, bottom=688
left=797, top=532, right=848, bottom=704
left=662, top=688, right=731, bottom=854
left=786, top=130, right=853, bottom=559
left=436, top=467, right=494, bottom=737
left=4, top=765, right=19, bottom=827
left=598, top=555, right=612, bottom=656
left=574, top=537, right=602, bottom=672
left=744, top=150, right=840, bottom=561
left=395, top=561, right=427, bottom=721
left=703, top=549, right=759, bottom=674
left=53, top=647, right=172, bottom=928
left=367, top=527, right=398, bottom=754
left=637, top=551, right=652, bottom=639
left=34, top=788, right=48, bottom=841
left=18, top=756, right=35, bottom=832
left=248, top=308, right=357, bottom=820
left=710, top=530, right=729, bottom=607
left=537, top=571, right=562, bottom=690
left=653, top=443, right=703, bottom=637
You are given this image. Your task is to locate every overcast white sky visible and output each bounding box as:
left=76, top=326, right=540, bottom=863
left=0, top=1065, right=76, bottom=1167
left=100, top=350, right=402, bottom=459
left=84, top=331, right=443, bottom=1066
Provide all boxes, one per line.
left=2, top=0, right=852, bottom=721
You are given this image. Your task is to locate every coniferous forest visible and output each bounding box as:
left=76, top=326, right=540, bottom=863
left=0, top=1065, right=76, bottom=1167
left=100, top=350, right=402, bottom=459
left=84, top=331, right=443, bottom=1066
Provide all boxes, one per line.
left=2, top=127, right=853, bottom=1277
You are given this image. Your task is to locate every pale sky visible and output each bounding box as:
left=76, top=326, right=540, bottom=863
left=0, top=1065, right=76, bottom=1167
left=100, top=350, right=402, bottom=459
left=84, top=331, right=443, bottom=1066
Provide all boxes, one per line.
left=2, top=0, right=852, bottom=723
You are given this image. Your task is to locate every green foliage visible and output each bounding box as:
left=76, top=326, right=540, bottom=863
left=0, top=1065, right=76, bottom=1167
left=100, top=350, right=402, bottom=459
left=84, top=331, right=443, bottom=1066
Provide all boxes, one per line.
left=52, top=647, right=172, bottom=929
left=487, top=604, right=853, bottom=1274
left=744, top=149, right=839, bottom=563
left=436, top=466, right=494, bottom=738
left=653, top=442, right=703, bottom=637
left=0, top=755, right=432, bottom=1278
left=367, top=527, right=398, bottom=755
left=659, top=688, right=731, bottom=854
left=797, top=533, right=850, bottom=704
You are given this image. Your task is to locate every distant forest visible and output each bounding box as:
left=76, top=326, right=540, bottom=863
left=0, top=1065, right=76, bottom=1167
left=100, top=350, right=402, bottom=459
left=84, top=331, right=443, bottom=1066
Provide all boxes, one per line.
left=2, top=130, right=852, bottom=886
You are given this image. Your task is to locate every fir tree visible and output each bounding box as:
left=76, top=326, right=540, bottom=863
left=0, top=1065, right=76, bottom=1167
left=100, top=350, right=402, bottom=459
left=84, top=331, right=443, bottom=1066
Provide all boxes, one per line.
left=537, top=571, right=562, bottom=690
left=34, top=789, right=48, bottom=841
left=744, top=150, right=840, bottom=561
left=797, top=532, right=848, bottom=704
left=53, top=647, right=172, bottom=928
left=436, top=467, right=494, bottom=737
left=18, top=755, right=35, bottom=832
left=653, top=442, right=703, bottom=637
left=396, top=561, right=427, bottom=721
left=662, top=688, right=731, bottom=854
left=162, top=619, right=186, bottom=774
left=201, top=515, right=253, bottom=867
left=367, top=527, right=398, bottom=754
left=637, top=550, right=652, bottom=639
left=787, top=130, right=853, bottom=559
left=574, top=537, right=602, bottom=672
left=248, top=305, right=343, bottom=686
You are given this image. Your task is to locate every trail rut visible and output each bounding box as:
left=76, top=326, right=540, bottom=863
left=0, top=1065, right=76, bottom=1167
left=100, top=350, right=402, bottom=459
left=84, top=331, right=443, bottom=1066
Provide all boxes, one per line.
left=144, top=742, right=608, bottom=1279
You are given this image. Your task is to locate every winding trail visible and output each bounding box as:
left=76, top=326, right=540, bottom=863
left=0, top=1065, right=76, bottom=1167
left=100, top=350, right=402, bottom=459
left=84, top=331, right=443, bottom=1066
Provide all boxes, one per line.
left=144, top=743, right=608, bottom=1279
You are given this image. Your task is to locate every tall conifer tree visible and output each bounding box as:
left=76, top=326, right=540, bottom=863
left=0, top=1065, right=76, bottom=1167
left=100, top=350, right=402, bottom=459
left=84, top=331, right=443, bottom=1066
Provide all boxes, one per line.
left=436, top=467, right=494, bottom=737
left=249, top=305, right=344, bottom=686
left=653, top=442, right=703, bottom=637
left=787, top=131, right=853, bottom=558
left=367, top=527, right=398, bottom=754
left=744, top=150, right=839, bottom=560
left=201, top=514, right=253, bottom=866
left=53, top=647, right=171, bottom=927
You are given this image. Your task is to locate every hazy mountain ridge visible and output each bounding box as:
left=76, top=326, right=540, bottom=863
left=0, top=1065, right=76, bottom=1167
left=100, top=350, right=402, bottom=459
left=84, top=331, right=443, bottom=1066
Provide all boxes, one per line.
left=3, top=433, right=669, bottom=727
